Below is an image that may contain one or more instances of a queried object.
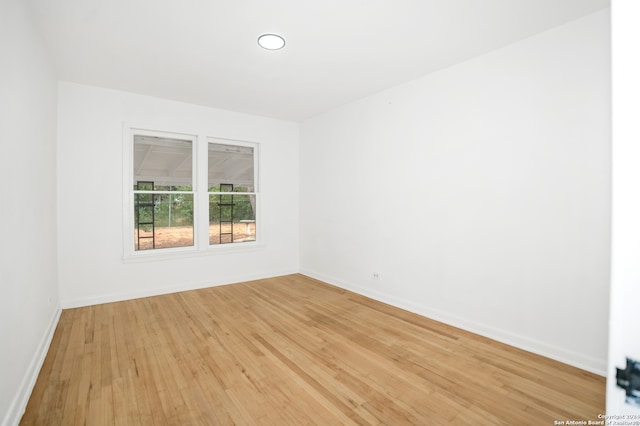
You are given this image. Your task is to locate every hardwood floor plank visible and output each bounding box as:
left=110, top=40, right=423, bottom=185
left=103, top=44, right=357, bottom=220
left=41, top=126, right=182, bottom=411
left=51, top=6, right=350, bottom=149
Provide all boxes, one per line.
left=21, top=274, right=605, bottom=424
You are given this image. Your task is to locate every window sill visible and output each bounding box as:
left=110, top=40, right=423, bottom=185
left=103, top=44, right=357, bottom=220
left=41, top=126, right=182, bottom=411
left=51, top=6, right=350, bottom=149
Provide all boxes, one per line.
left=122, top=242, right=266, bottom=263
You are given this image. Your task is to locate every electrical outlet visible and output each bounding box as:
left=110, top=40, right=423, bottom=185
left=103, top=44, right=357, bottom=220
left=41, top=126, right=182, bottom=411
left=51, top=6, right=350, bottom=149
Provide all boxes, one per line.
left=372, top=272, right=380, bottom=280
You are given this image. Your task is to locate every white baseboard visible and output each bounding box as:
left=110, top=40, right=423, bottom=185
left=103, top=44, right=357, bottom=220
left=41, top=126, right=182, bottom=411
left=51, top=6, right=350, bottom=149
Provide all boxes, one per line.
left=61, top=268, right=299, bottom=309
left=300, top=268, right=607, bottom=376
left=2, top=307, right=61, bottom=426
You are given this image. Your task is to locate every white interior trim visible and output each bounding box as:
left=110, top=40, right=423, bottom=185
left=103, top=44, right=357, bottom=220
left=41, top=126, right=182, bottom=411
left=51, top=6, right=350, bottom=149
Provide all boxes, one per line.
left=300, top=268, right=607, bottom=376
left=2, top=308, right=61, bottom=426
left=61, top=268, right=298, bottom=309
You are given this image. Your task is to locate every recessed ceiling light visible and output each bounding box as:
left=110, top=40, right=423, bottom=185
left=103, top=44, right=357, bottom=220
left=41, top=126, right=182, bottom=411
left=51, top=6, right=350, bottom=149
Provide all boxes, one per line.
left=258, top=34, right=285, bottom=50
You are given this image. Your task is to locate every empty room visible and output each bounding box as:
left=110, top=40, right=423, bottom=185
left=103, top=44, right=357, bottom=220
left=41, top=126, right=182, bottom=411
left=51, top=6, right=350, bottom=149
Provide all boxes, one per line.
left=2, top=0, right=639, bottom=424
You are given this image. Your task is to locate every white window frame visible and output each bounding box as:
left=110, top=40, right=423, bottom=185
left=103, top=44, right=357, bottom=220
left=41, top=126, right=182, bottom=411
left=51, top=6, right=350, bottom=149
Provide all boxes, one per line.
left=122, top=125, right=261, bottom=262
left=207, top=137, right=260, bottom=247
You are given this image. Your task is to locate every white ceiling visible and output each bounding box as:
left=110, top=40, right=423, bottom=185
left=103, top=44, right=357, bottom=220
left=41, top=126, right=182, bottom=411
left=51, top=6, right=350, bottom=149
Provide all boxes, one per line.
left=28, top=0, right=609, bottom=122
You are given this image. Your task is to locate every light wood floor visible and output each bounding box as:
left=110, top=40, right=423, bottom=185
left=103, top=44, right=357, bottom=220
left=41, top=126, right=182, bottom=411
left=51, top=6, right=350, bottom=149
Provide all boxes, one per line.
left=22, top=274, right=605, bottom=425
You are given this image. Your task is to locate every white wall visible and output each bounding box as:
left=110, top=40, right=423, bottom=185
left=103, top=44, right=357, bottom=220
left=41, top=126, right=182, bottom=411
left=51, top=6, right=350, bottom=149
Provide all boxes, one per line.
left=607, top=0, right=640, bottom=414
left=300, top=10, right=610, bottom=374
left=0, top=1, right=60, bottom=425
left=57, top=82, right=299, bottom=307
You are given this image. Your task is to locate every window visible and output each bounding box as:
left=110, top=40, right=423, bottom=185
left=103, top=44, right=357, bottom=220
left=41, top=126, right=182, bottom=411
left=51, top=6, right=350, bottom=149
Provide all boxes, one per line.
left=133, top=134, right=195, bottom=251
left=124, top=128, right=259, bottom=258
left=208, top=140, right=257, bottom=245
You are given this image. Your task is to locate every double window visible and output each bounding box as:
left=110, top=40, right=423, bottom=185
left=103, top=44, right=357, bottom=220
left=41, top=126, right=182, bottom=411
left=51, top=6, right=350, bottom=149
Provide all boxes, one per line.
left=125, top=128, right=258, bottom=257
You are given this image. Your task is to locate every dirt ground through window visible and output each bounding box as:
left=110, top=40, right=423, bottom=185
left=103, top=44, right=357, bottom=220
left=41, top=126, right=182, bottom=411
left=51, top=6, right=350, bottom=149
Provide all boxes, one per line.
left=135, top=223, right=255, bottom=250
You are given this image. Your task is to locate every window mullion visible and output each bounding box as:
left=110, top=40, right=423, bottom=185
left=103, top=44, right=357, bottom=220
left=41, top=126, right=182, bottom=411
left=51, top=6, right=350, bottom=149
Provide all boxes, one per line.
left=196, top=134, right=209, bottom=249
